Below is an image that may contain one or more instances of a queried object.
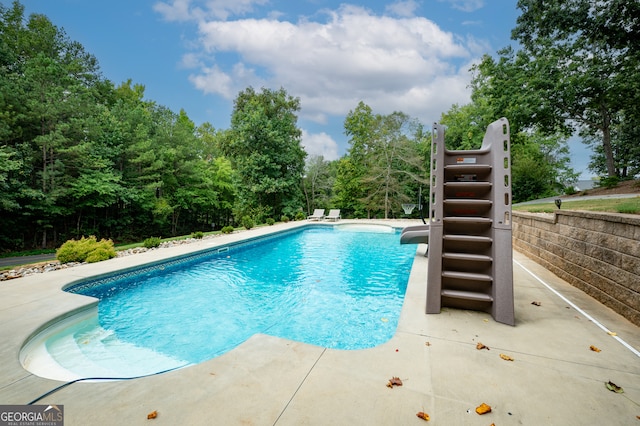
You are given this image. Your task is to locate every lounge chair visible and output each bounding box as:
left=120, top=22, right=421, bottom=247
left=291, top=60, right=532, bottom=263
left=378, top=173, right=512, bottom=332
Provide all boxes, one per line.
left=325, top=209, right=341, bottom=221
left=307, top=209, right=325, bottom=220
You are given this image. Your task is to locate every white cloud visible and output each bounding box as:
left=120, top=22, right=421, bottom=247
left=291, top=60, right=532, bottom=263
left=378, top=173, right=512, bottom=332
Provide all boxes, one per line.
left=301, top=129, right=339, bottom=161
left=188, top=4, right=472, bottom=124
left=439, top=0, right=484, bottom=13
left=154, top=0, right=269, bottom=21
left=385, top=0, right=420, bottom=18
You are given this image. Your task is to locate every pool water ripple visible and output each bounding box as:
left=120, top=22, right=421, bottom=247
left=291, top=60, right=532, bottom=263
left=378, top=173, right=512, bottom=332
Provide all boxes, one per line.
left=34, top=225, right=416, bottom=378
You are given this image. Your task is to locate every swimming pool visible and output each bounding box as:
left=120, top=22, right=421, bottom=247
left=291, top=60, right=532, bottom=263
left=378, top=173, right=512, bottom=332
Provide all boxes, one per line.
left=21, top=224, right=416, bottom=380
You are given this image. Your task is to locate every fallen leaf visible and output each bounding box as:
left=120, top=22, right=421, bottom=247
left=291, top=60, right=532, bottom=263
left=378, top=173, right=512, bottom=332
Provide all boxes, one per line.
left=425, top=341, right=431, bottom=346
left=416, top=411, right=430, bottom=421
left=605, top=381, right=624, bottom=393
left=147, top=410, right=158, bottom=420
left=607, top=331, right=617, bottom=336
left=590, top=345, right=601, bottom=352
left=475, top=403, right=492, bottom=415
left=500, top=353, right=514, bottom=361
left=483, top=319, right=489, bottom=323
left=476, top=342, right=490, bottom=350
left=387, top=377, right=403, bottom=388
left=531, top=301, right=541, bottom=306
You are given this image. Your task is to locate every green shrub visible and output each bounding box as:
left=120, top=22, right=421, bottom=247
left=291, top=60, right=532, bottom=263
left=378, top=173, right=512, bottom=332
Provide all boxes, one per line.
left=265, top=218, right=275, bottom=226
left=241, top=216, right=254, bottom=230
left=143, top=237, right=162, bottom=248
left=56, top=236, right=116, bottom=264
left=221, top=226, right=234, bottom=234
left=600, top=176, right=620, bottom=189
left=294, top=212, right=306, bottom=221
left=280, top=215, right=289, bottom=223
left=191, top=231, right=204, bottom=239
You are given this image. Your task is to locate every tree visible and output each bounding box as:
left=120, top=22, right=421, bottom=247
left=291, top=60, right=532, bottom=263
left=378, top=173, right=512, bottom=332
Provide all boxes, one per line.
left=502, top=0, right=640, bottom=178
left=225, top=87, right=306, bottom=220
left=340, top=102, right=427, bottom=219
left=302, top=155, right=333, bottom=215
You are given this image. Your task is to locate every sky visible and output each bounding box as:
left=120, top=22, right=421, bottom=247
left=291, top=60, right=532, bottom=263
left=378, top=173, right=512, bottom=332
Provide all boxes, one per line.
left=7, top=0, right=592, bottom=178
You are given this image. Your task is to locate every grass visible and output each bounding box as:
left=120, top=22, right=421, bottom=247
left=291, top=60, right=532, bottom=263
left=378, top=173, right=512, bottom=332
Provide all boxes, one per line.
left=513, top=196, right=640, bottom=214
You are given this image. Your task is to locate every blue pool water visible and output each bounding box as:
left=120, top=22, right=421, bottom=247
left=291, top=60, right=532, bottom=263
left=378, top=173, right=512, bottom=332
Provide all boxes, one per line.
left=32, top=224, right=416, bottom=378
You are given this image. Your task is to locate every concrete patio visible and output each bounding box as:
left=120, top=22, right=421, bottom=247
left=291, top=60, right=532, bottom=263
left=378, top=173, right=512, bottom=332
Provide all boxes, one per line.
left=1, top=220, right=638, bottom=425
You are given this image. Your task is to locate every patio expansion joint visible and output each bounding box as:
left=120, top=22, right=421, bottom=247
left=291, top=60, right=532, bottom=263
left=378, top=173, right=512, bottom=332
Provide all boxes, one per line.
left=273, top=347, right=327, bottom=425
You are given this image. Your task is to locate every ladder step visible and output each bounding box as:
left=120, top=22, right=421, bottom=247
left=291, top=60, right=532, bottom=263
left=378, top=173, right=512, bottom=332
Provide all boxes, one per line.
left=444, top=181, right=492, bottom=189
left=444, top=199, right=492, bottom=206
left=445, top=164, right=492, bottom=174
left=442, top=271, right=493, bottom=282
left=443, top=235, right=493, bottom=244
left=443, top=217, right=492, bottom=224
left=441, top=289, right=493, bottom=302
left=443, top=253, right=492, bottom=263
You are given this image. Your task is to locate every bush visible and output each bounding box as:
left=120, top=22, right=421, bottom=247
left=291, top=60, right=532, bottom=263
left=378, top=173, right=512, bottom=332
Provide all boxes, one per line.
left=143, top=237, right=162, bottom=248
left=241, top=216, right=254, bottom=230
left=221, top=226, right=234, bottom=234
left=57, top=236, right=116, bottom=264
left=280, top=215, right=290, bottom=223
left=294, top=212, right=306, bottom=221
left=265, top=218, right=275, bottom=226
left=191, top=231, right=204, bottom=239
left=600, top=176, right=620, bottom=189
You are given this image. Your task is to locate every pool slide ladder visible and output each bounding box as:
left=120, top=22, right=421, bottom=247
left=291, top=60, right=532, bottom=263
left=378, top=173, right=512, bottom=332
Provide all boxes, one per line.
left=403, top=118, right=514, bottom=326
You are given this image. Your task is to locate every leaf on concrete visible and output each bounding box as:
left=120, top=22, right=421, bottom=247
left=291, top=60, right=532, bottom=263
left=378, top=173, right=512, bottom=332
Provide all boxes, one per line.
left=531, top=301, right=541, bottom=306
left=387, top=376, right=403, bottom=388
left=589, top=345, right=601, bottom=352
left=605, top=381, right=624, bottom=393
left=416, top=411, right=430, bottom=421
left=499, top=353, right=514, bottom=361
left=147, top=410, right=158, bottom=420
left=475, top=402, right=492, bottom=415
left=476, top=342, right=490, bottom=350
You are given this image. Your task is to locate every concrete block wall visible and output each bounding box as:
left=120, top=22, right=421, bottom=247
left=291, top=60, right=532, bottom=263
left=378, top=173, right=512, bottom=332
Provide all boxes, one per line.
left=512, top=210, right=640, bottom=326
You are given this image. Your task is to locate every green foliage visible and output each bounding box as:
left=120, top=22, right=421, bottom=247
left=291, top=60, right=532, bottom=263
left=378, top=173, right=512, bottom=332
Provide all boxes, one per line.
left=191, top=231, right=204, bottom=239
left=280, top=215, right=290, bottom=223
left=342, top=103, right=428, bottom=218
left=294, top=212, right=306, bottom=221
left=599, top=176, right=620, bottom=189
left=56, top=236, right=116, bottom=264
left=143, top=237, right=162, bottom=248
left=477, top=0, right=640, bottom=178
left=221, top=226, right=234, bottom=234
left=226, top=87, right=306, bottom=219
left=241, top=216, right=254, bottom=230
left=265, top=218, right=275, bottom=226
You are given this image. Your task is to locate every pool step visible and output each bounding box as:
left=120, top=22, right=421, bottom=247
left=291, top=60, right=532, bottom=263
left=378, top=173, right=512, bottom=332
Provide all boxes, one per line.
left=43, top=324, right=188, bottom=381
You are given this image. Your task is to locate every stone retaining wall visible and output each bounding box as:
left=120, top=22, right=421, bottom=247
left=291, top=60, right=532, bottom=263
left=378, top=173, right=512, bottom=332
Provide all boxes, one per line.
left=512, top=210, right=640, bottom=326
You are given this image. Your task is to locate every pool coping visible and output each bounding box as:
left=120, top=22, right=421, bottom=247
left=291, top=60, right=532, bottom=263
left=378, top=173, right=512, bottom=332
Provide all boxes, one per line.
left=1, top=219, right=639, bottom=425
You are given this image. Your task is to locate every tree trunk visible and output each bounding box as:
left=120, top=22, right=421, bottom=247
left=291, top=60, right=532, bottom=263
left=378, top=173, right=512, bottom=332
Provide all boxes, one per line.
left=601, top=114, right=616, bottom=178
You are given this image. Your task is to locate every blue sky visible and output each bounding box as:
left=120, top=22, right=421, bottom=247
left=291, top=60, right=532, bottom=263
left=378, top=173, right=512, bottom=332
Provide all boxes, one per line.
left=8, top=0, right=592, bottom=177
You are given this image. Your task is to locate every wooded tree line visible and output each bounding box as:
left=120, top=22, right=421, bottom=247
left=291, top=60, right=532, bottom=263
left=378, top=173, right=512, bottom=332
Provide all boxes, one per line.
left=1, top=0, right=638, bottom=252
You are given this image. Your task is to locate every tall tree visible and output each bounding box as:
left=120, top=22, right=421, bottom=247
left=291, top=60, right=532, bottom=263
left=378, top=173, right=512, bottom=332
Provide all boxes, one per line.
left=226, top=87, right=306, bottom=220
left=497, top=0, right=640, bottom=178
left=302, top=155, right=333, bottom=215
left=340, top=102, right=427, bottom=219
